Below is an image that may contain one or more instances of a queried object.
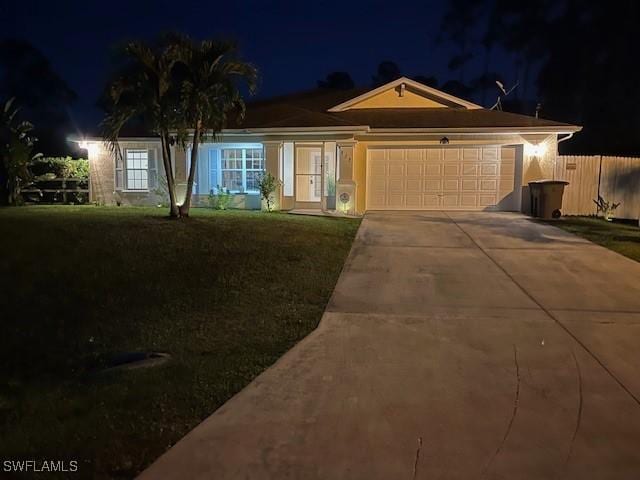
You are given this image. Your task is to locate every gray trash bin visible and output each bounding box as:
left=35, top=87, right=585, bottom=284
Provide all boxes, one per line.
left=528, top=180, right=569, bottom=219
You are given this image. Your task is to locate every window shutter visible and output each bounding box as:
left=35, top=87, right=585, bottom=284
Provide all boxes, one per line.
left=148, top=148, right=158, bottom=190
left=115, top=149, right=124, bottom=190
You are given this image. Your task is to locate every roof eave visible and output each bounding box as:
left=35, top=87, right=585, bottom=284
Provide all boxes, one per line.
left=365, top=125, right=583, bottom=135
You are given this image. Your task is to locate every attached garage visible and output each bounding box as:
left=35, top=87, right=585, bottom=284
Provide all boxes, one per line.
left=366, top=146, right=517, bottom=211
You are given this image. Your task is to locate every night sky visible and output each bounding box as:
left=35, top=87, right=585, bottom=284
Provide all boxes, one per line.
left=2, top=0, right=517, bottom=131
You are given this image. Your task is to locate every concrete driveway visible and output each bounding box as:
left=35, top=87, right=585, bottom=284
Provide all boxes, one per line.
left=140, top=211, right=640, bottom=480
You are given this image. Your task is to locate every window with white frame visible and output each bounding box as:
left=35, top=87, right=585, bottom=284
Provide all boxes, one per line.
left=245, top=148, right=264, bottom=191
left=125, top=149, right=149, bottom=190
left=220, top=148, right=264, bottom=192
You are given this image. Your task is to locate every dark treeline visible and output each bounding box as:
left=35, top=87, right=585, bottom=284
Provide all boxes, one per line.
left=3, top=0, right=640, bottom=157
left=318, top=1, right=640, bottom=155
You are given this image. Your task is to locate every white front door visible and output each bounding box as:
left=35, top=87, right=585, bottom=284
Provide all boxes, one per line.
left=366, top=147, right=515, bottom=210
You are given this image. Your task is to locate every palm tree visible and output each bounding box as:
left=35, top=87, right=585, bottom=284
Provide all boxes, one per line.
left=1, top=97, right=41, bottom=205
left=101, top=39, right=183, bottom=217
left=172, top=36, right=257, bottom=217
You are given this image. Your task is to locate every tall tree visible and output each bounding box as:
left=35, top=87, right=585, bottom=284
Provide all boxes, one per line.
left=101, top=38, right=183, bottom=217
left=371, top=61, right=402, bottom=87
left=480, top=0, right=640, bottom=153
left=171, top=35, right=257, bottom=217
left=0, top=39, right=76, bottom=155
left=318, top=71, right=355, bottom=90
left=438, top=0, right=485, bottom=84
left=413, top=75, right=438, bottom=88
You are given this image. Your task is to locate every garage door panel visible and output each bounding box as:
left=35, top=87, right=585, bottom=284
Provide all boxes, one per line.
left=370, top=177, right=386, bottom=191
left=442, top=194, right=459, bottom=207
left=481, top=179, right=498, bottom=191
left=388, top=178, right=404, bottom=192
left=426, top=149, right=442, bottom=162
left=443, top=179, right=459, bottom=191
left=368, top=192, right=386, bottom=208
left=461, top=179, right=478, bottom=191
left=370, top=162, right=386, bottom=176
left=479, top=194, right=497, bottom=206
left=423, top=194, right=440, bottom=207
left=444, top=164, right=460, bottom=176
left=388, top=149, right=404, bottom=161
left=406, top=163, right=423, bottom=176
left=388, top=164, right=405, bottom=175
left=369, top=150, right=386, bottom=162
left=406, top=178, right=422, bottom=192
left=462, top=163, right=479, bottom=176
left=388, top=194, right=404, bottom=206
left=425, top=164, right=442, bottom=175
left=463, top=148, right=480, bottom=161
left=424, top=179, right=441, bottom=192
left=500, top=162, right=515, bottom=175
left=461, top=194, right=479, bottom=206
left=482, top=147, right=499, bottom=161
left=367, top=147, right=511, bottom=211
left=405, top=149, right=423, bottom=161
left=443, top=149, right=459, bottom=161
left=405, top=194, right=423, bottom=207
left=481, top=164, right=498, bottom=176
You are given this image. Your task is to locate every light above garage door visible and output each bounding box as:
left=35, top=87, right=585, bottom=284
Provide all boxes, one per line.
left=366, top=147, right=515, bottom=210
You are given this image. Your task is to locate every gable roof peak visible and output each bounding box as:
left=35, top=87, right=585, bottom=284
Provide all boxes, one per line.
left=327, top=76, right=482, bottom=112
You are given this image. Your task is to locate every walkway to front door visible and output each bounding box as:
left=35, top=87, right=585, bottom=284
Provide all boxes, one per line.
left=140, top=211, right=640, bottom=480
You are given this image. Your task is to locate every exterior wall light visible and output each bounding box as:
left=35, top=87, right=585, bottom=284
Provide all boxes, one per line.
left=525, top=143, right=547, bottom=157
left=440, top=137, right=449, bottom=145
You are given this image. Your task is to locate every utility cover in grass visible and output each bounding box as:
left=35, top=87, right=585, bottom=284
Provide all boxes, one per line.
left=100, top=352, right=171, bottom=373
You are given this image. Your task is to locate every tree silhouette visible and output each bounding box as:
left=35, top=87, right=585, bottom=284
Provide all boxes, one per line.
left=318, top=71, right=355, bottom=90
left=371, top=61, right=401, bottom=87
left=413, top=75, right=438, bottom=88
left=439, top=0, right=640, bottom=154
left=0, top=39, right=76, bottom=156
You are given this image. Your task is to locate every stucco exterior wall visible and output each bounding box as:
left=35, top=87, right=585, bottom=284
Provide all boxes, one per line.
left=89, top=141, right=163, bottom=206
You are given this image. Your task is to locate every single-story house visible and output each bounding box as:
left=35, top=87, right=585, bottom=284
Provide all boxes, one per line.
left=75, top=77, right=581, bottom=214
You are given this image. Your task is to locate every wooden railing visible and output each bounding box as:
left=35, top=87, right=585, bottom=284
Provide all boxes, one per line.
left=21, top=177, right=90, bottom=204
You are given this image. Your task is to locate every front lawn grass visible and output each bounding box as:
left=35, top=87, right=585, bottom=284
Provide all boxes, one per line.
left=0, top=206, right=360, bottom=479
left=551, top=216, right=640, bottom=262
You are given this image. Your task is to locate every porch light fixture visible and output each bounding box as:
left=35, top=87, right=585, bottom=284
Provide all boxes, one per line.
left=525, top=142, right=547, bottom=157
left=440, top=137, right=449, bottom=145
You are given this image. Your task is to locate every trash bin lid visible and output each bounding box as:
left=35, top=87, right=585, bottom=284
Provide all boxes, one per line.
left=528, top=179, right=569, bottom=185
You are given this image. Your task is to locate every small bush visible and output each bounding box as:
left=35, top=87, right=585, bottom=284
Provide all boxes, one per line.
left=257, top=171, right=283, bottom=212
left=208, top=186, right=232, bottom=210
left=594, top=195, right=620, bottom=221
left=31, top=157, right=89, bottom=179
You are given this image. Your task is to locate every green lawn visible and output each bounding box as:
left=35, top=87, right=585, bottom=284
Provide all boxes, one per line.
left=551, top=216, right=640, bottom=262
left=0, top=206, right=360, bottom=479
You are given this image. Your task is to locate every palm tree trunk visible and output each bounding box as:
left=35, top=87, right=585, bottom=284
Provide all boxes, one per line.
left=179, top=123, right=201, bottom=217
left=160, top=134, right=179, bottom=217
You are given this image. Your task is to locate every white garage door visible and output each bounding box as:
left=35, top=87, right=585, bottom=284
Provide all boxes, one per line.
left=366, top=147, right=515, bottom=210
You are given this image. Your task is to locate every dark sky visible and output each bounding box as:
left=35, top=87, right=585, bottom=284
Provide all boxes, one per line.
left=2, top=0, right=516, bottom=130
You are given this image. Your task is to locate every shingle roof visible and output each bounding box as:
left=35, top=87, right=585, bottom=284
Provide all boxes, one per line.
left=228, top=87, right=578, bottom=131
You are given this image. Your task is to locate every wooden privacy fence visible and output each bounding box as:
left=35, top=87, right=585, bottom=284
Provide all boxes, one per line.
left=555, top=155, right=640, bottom=219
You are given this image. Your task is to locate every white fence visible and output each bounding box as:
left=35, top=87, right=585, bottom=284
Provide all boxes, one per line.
left=555, top=155, right=640, bottom=219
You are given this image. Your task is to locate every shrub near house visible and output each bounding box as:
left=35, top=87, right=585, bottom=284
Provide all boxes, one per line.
left=22, top=157, right=89, bottom=204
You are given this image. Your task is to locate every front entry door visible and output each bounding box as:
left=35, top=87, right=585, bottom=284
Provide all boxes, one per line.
left=295, top=146, right=322, bottom=208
